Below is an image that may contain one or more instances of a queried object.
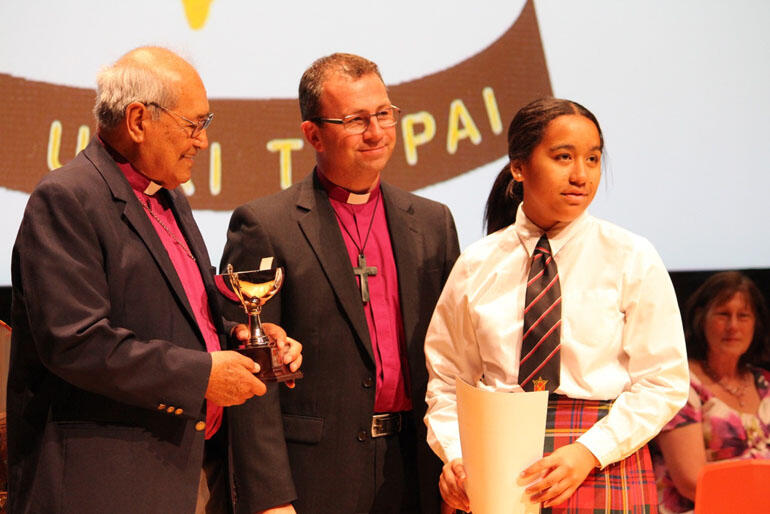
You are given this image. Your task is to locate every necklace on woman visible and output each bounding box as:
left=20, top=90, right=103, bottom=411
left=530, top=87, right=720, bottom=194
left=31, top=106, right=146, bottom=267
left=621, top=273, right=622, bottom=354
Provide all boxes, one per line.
left=142, top=198, right=196, bottom=262
left=702, top=361, right=749, bottom=407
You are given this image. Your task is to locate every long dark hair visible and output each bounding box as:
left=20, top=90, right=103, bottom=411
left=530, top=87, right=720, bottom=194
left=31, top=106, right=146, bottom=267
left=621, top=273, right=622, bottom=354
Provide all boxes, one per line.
left=684, top=271, right=770, bottom=368
left=483, top=97, right=604, bottom=234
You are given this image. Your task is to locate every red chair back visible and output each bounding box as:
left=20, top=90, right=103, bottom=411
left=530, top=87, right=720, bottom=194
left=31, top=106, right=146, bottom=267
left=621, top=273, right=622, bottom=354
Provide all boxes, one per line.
left=694, top=459, right=770, bottom=514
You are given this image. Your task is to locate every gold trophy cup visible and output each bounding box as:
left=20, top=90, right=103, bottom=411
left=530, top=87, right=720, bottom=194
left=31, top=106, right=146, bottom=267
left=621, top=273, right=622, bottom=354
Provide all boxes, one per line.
left=218, top=262, right=302, bottom=382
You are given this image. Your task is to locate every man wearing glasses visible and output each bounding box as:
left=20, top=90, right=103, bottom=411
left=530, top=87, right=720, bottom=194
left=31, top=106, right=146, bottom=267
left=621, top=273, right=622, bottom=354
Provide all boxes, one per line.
left=7, top=46, right=301, bottom=514
left=221, top=53, right=460, bottom=513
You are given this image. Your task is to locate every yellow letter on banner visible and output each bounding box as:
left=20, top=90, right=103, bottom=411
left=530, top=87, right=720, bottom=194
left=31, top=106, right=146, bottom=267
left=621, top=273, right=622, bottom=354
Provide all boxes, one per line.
left=401, top=111, right=436, bottom=166
left=446, top=99, right=482, bottom=155
left=482, top=87, right=503, bottom=135
left=47, top=121, right=63, bottom=170
left=266, top=138, right=304, bottom=189
left=48, top=121, right=91, bottom=170
left=209, top=142, right=222, bottom=195
left=76, top=125, right=90, bottom=153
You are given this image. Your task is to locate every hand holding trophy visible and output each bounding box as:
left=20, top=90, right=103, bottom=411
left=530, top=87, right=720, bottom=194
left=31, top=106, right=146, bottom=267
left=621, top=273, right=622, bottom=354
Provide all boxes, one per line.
left=217, top=258, right=303, bottom=383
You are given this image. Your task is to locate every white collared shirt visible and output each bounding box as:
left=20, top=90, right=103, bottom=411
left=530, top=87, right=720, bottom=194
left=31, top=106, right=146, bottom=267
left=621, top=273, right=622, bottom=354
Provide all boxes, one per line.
left=424, top=206, right=689, bottom=467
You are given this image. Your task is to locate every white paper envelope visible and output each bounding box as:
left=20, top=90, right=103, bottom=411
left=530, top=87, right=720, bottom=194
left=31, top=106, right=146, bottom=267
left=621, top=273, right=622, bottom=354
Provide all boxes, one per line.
left=456, top=378, right=548, bottom=514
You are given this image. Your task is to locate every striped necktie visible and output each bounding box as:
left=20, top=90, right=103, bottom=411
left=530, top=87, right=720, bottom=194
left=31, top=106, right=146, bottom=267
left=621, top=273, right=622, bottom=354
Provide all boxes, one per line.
left=519, top=235, right=561, bottom=392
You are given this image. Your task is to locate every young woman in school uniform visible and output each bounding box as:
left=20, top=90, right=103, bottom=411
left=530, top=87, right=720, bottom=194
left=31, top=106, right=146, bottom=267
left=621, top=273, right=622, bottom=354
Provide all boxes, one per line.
left=424, top=97, right=690, bottom=513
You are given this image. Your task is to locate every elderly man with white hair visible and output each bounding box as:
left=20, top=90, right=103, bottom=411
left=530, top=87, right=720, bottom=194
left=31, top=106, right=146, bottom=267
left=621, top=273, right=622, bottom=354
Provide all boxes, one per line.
left=7, top=46, right=301, bottom=514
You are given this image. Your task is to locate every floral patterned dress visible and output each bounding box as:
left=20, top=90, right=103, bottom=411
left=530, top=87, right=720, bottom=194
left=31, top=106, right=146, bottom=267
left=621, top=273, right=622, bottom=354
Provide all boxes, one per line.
left=652, top=365, right=770, bottom=513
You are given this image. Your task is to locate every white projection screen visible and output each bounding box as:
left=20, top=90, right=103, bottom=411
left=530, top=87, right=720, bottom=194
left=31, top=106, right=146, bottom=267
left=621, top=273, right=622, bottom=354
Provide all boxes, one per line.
left=1, top=0, right=769, bottom=290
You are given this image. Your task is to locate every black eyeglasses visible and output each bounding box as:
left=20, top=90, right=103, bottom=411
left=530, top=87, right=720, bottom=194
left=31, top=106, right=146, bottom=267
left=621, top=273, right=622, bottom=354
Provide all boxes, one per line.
left=145, top=102, right=214, bottom=138
left=311, top=105, right=400, bottom=134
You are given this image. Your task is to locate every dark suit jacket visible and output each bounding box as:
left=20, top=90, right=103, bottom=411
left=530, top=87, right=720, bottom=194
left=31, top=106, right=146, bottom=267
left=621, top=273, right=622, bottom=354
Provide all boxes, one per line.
left=7, top=139, right=233, bottom=513
left=221, top=171, right=460, bottom=513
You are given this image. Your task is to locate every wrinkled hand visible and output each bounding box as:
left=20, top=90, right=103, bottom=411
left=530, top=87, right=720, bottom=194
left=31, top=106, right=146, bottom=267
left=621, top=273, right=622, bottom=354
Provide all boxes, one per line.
left=257, top=322, right=303, bottom=388
left=439, top=458, right=470, bottom=511
left=519, top=442, right=599, bottom=508
left=256, top=504, right=296, bottom=514
left=231, top=323, right=250, bottom=344
left=205, top=350, right=266, bottom=406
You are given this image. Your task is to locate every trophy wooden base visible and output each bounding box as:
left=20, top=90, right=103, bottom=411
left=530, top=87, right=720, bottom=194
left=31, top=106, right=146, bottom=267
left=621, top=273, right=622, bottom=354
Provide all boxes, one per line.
left=237, top=344, right=303, bottom=383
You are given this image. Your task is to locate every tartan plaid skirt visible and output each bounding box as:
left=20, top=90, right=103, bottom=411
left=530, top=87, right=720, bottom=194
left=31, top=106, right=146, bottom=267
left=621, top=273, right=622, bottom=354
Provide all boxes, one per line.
left=541, top=395, right=658, bottom=514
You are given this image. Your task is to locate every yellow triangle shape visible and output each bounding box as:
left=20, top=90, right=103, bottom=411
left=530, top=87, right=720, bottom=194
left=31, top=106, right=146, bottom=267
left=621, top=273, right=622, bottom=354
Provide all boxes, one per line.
left=182, top=0, right=213, bottom=30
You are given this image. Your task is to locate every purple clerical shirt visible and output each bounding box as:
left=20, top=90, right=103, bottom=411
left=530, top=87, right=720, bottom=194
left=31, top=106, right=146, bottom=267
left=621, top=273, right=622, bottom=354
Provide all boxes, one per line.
left=107, top=142, right=223, bottom=439
left=318, top=170, right=412, bottom=413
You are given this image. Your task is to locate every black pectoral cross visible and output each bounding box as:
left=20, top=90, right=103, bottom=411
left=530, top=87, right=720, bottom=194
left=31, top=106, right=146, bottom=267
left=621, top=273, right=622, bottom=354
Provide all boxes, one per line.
left=353, top=253, right=377, bottom=304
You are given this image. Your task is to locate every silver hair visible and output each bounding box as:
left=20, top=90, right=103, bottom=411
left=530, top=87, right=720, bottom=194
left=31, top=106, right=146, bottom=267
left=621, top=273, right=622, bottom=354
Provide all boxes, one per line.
left=93, top=61, right=179, bottom=130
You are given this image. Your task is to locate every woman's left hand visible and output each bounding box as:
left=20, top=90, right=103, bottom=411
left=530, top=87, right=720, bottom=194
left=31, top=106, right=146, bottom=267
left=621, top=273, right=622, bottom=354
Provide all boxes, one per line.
left=518, top=442, right=599, bottom=508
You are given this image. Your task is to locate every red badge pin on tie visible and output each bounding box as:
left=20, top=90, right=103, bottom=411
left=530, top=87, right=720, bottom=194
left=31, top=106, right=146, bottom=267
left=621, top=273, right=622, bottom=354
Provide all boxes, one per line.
left=533, top=377, right=548, bottom=391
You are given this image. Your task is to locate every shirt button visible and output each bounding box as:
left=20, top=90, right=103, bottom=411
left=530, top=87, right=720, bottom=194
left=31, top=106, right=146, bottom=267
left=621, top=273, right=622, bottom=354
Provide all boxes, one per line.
left=357, top=430, right=367, bottom=442
left=195, top=421, right=206, bottom=432
left=362, top=377, right=374, bottom=388
left=174, top=408, right=184, bottom=416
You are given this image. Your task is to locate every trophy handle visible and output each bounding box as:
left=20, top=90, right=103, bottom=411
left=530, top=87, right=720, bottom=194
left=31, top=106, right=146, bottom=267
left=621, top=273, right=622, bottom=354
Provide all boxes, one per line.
left=272, top=267, right=284, bottom=294
left=225, top=263, right=247, bottom=307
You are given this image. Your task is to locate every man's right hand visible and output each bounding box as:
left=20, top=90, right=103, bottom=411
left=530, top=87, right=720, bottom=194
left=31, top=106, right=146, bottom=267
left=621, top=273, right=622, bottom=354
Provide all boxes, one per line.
left=205, top=350, right=267, bottom=406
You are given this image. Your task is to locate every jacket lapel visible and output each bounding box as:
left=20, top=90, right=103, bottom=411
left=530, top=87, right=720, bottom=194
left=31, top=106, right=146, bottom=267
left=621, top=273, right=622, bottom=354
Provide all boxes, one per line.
left=295, top=172, right=375, bottom=363
left=83, top=140, right=202, bottom=343
left=381, top=183, right=422, bottom=348
left=168, top=188, right=227, bottom=336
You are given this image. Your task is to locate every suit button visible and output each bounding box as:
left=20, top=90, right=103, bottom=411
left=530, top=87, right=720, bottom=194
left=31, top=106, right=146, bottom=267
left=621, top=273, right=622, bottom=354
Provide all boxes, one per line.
left=174, top=408, right=184, bottom=416
left=195, top=421, right=206, bottom=432
left=362, top=377, right=374, bottom=388
left=166, top=406, right=175, bottom=414
left=357, top=430, right=367, bottom=442
left=157, top=403, right=167, bottom=411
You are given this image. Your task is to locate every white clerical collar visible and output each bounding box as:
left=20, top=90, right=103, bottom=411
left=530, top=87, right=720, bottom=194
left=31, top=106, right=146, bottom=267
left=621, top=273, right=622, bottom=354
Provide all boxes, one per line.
left=316, top=168, right=381, bottom=205
left=345, top=191, right=371, bottom=205
left=143, top=181, right=163, bottom=196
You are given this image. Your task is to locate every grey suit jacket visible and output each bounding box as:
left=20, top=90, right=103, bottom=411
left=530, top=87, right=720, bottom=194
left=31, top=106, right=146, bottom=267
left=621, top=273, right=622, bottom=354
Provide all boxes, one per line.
left=222, top=171, right=460, bottom=513
left=7, top=139, right=231, bottom=513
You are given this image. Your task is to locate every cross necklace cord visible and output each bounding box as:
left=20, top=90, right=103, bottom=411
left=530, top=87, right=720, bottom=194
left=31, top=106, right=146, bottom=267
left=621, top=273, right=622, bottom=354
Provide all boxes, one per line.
left=332, top=193, right=380, bottom=304
left=142, top=197, right=196, bottom=262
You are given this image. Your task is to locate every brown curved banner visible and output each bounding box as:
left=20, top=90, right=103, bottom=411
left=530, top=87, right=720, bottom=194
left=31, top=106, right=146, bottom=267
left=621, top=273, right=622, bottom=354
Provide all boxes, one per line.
left=0, top=0, right=551, bottom=210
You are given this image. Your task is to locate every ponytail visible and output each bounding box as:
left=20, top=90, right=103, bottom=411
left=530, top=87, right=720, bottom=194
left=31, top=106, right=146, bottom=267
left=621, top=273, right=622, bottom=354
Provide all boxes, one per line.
left=483, top=164, right=523, bottom=235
